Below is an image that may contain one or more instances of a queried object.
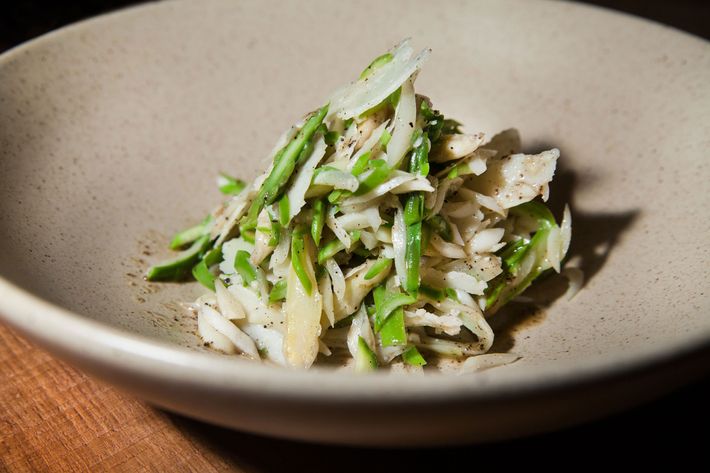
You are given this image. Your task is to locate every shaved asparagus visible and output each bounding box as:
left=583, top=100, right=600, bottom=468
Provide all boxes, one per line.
left=241, top=105, right=328, bottom=232
left=192, top=244, right=223, bottom=291
left=147, top=235, right=210, bottom=281
left=147, top=40, right=573, bottom=371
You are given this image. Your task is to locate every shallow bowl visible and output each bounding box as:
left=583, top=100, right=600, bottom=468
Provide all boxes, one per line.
left=0, top=0, right=708, bottom=445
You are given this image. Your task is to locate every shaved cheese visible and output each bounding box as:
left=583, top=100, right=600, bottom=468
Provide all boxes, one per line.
left=404, top=308, right=464, bottom=336
left=337, top=207, right=382, bottom=231
left=241, top=324, right=286, bottom=365
left=329, top=39, right=430, bottom=119
left=197, top=310, right=236, bottom=354
left=359, top=230, right=378, bottom=250
left=560, top=204, right=572, bottom=258
left=390, top=177, right=435, bottom=194
left=469, top=149, right=559, bottom=209
left=343, top=171, right=417, bottom=205
left=392, top=207, right=407, bottom=288
left=386, top=78, right=417, bottom=168
left=312, top=168, right=360, bottom=192
left=320, top=272, right=335, bottom=327
left=228, top=283, right=283, bottom=325
left=326, top=205, right=352, bottom=248
left=423, top=268, right=487, bottom=295
left=287, top=136, right=327, bottom=220
left=284, top=239, right=322, bottom=369
left=430, top=133, right=485, bottom=163
left=215, top=278, right=246, bottom=320
left=442, top=200, right=479, bottom=219
left=325, top=259, right=345, bottom=301
left=251, top=209, right=275, bottom=266
left=330, top=122, right=359, bottom=169
left=467, top=228, right=505, bottom=254
left=200, top=305, right=259, bottom=359
left=429, top=234, right=468, bottom=259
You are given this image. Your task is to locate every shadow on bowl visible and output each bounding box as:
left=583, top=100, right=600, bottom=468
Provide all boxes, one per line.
left=489, top=156, right=639, bottom=354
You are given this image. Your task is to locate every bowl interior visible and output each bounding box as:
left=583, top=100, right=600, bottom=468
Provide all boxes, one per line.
left=0, top=0, right=708, bottom=380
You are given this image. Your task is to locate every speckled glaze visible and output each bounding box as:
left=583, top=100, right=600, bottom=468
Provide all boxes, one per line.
left=0, top=0, right=708, bottom=445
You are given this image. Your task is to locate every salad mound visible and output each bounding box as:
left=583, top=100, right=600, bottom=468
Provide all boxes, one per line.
left=147, top=40, right=572, bottom=371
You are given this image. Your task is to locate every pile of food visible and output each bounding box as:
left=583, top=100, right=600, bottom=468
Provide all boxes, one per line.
left=147, top=39, right=572, bottom=371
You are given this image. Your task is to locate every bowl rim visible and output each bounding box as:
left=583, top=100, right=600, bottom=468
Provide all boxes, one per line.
left=0, top=0, right=708, bottom=404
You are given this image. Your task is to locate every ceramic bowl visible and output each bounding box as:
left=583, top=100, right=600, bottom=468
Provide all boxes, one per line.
left=0, top=0, right=708, bottom=445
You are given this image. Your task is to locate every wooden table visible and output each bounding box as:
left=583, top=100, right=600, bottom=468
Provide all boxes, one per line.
left=1, top=2, right=707, bottom=470
left=1, top=322, right=705, bottom=471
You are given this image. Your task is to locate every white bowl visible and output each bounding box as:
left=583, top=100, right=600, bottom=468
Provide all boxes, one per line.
left=0, top=0, right=708, bottom=445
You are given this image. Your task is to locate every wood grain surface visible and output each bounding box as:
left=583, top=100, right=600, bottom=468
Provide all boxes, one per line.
left=0, top=327, right=241, bottom=472
left=1, top=321, right=706, bottom=472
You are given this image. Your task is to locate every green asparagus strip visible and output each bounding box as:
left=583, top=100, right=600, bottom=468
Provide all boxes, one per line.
left=364, top=258, right=393, bottom=280
left=146, top=235, right=210, bottom=281
left=278, top=194, right=290, bottom=226
left=169, top=216, right=212, bottom=250
left=420, top=101, right=460, bottom=144
left=419, top=284, right=445, bottom=302
left=355, top=159, right=389, bottom=196
left=401, top=129, right=428, bottom=293
left=311, top=199, right=325, bottom=246
left=192, top=245, right=223, bottom=291
left=384, top=85, right=399, bottom=107
left=327, top=189, right=350, bottom=204
left=401, top=345, right=427, bottom=366
left=403, top=222, right=422, bottom=294
left=241, top=229, right=256, bottom=245
left=426, top=215, right=452, bottom=242
left=409, top=133, right=430, bottom=177
left=359, top=52, right=394, bottom=79
left=404, top=194, right=424, bottom=225
left=268, top=221, right=281, bottom=247
left=317, top=231, right=361, bottom=265
left=324, top=131, right=340, bottom=146
left=499, top=238, right=529, bottom=271
left=379, top=306, right=407, bottom=347
left=483, top=201, right=558, bottom=311
left=379, top=129, right=392, bottom=147
left=485, top=227, right=550, bottom=311
left=350, top=151, right=372, bottom=177
left=241, top=105, right=328, bottom=231
left=374, top=287, right=417, bottom=332
left=317, top=239, right=345, bottom=265
left=511, top=200, right=556, bottom=228
left=217, top=173, right=246, bottom=195
left=234, top=250, right=257, bottom=285
left=355, top=336, right=378, bottom=372
left=268, top=280, right=287, bottom=303
left=290, top=229, right=313, bottom=295
left=445, top=287, right=459, bottom=302
left=295, top=131, right=316, bottom=165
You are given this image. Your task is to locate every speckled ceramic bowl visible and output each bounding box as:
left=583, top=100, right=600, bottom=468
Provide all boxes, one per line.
left=0, top=0, right=708, bottom=445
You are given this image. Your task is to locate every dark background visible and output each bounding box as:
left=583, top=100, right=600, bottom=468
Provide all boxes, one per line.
left=1, top=0, right=708, bottom=463
left=1, top=0, right=709, bottom=51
